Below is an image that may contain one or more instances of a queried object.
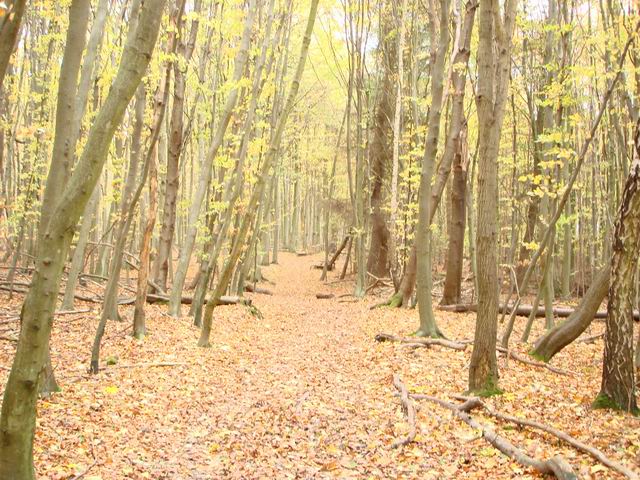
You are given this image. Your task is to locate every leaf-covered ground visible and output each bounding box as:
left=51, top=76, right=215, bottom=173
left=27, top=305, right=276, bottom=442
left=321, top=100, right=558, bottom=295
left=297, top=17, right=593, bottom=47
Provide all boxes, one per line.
left=0, top=252, right=638, bottom=479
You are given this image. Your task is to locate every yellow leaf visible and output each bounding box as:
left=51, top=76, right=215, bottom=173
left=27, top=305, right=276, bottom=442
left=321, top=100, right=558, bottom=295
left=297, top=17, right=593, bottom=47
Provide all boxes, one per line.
left=103, top=385, right=118, bottom=395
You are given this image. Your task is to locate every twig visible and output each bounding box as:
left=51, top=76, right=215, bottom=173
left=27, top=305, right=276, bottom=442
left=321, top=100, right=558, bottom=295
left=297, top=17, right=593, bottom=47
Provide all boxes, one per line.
left=70, top=459, right=98, bottom=480
left=391, top=374, right=417, bottom=448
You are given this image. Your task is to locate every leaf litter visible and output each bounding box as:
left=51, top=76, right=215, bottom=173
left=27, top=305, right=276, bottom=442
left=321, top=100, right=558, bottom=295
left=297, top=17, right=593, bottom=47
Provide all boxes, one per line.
left=0, top=252, right=638, bottom=479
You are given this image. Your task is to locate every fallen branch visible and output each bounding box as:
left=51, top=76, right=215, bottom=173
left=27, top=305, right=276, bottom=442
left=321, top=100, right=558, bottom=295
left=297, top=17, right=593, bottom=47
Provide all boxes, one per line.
left=450, top=395, right=640, bottom=480
left=391, top=375, right=417, bottom=448
left=496, top=345, right=573, bottom=376
left=576, top=332, right=605, bottom=344
left=118, top=293, right=252, bottom=307
left=108, top=362, right=187, bottom=369
left=410, top=394, right=577, bottom=479
left=375, top=333, right=466, bottom=351
left=316, top=293, right=335, bottom=299
left=439, top=302, right=640, bottom=320
left=70, top=459, right=98, bottom=480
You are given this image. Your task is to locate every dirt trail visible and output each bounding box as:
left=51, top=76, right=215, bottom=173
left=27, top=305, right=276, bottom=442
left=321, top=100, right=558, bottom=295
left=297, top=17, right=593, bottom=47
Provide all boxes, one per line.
left=0, top=252, right=638, bottom=479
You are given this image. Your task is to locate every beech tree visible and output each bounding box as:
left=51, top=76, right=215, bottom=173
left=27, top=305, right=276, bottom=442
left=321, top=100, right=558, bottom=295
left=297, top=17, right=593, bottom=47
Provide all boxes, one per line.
left=468, top=0, right=517, bottom=395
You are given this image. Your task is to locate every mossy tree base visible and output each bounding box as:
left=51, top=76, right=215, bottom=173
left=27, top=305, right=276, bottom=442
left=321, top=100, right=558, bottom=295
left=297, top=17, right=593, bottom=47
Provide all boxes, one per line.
left=414, top=328, right=444, bottom=339
left=467, top=375, right=503, bottom=398
left=592, top=393, right=639, bottom=416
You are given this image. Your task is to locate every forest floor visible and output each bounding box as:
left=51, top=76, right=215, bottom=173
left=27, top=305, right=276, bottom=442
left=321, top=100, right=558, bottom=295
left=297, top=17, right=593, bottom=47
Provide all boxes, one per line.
left=0, top=252, right=639, bottom=479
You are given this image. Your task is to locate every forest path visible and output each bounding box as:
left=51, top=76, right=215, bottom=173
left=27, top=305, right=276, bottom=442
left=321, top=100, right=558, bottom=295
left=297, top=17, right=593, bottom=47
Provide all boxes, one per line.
left=4, top=252, right=637, bottom=479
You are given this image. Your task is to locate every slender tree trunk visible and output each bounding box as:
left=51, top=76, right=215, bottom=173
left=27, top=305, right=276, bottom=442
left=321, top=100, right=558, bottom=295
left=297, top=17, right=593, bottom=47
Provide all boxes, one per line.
left=415, top=0, right=450, bottom=338
left=468, top=0, right=517, bottom=395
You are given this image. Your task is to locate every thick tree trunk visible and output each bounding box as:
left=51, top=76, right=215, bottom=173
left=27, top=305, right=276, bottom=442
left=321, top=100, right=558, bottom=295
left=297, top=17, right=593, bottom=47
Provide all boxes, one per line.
left=35, top=0, right=90, bottom=399
left=532, top=265, right=610, bottom=361
left=441, top=128, right=468, bottom=305
left=365, top=3, right=395, bottom=278
left=0, top=0, right=165, bottom=475
left=596, top=145, right=640, bottom=414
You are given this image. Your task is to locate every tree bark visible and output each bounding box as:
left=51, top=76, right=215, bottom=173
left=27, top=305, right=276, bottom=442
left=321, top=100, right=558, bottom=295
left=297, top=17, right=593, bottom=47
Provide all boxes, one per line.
left=596, top=132, right=640, bottom=414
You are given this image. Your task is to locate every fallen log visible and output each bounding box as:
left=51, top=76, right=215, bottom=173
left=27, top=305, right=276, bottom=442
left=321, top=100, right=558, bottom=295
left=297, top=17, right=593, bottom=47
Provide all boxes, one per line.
left=450, top=394, right=640, bottom=480
left=391, top=375, right=417, bottom=448
left=244, top=284, right=273, bottom=295
left=410, top=394, right=577, bottom=479
left=439, top=302, right=640, bottom=320
left=316, top=293, right=335, bottom=299
left=375, top=333, right=466, bottom=351
left=119, top=293, right=251, bottom=306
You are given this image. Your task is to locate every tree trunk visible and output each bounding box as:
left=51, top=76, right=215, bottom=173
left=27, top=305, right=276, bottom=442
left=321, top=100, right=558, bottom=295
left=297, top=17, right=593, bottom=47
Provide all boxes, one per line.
left=415, top=0, right=450, bottom=338
left=468, top=0, right=517, bottom=395
left=596, top=139, right=640, bottom=414
left=532, top=265, right=610, bottom=361
left=365, top=2, right=395, bottom=279
left=0, top=0, right=165, bottom=475
left=152, top=1, right=188, bottom=292
left=441, top=127, right=468, bottom=305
